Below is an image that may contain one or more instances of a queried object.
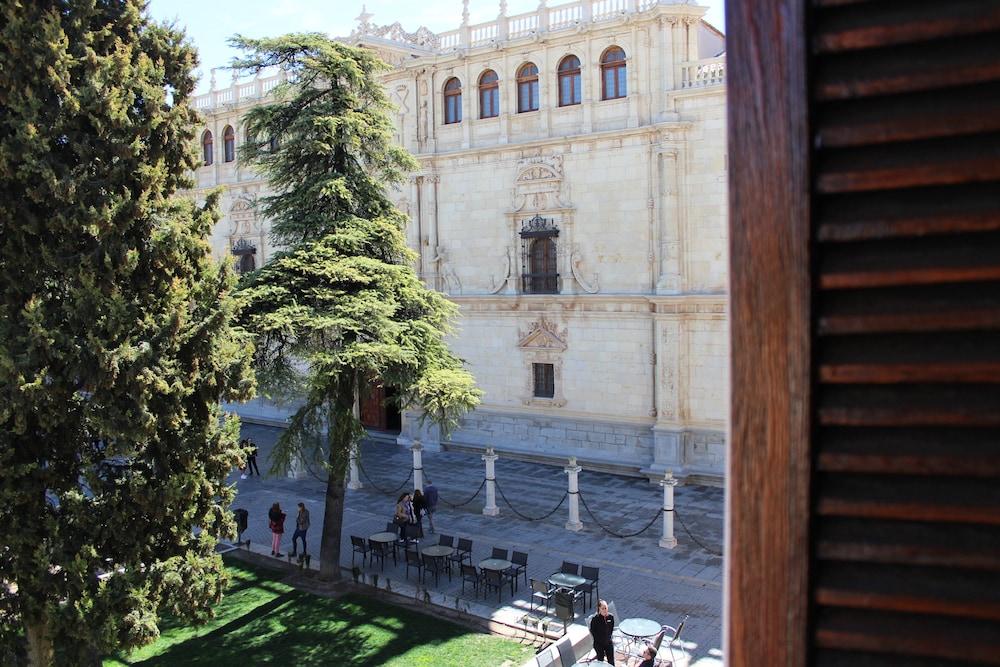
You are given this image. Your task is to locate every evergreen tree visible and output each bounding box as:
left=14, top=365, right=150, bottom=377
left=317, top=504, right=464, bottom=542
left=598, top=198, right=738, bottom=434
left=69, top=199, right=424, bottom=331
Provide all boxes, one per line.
left=0, top=2, right=253, bottom=664
left=232, top=34, right=481, bottom=580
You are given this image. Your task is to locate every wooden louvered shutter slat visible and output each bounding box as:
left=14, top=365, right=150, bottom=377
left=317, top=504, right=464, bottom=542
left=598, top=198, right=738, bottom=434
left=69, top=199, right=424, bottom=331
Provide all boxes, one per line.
left=729, top=0, right=1000, bottom=665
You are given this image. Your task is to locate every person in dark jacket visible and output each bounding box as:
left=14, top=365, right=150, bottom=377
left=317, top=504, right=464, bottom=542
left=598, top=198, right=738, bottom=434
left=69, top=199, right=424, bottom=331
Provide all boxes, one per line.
left=638, top=645, right=657, bottom=667
left=290, top=502, right=310, bottom=557
left=423, top=479, right=439, bottom=534
left=412, top=489, right=428, bottom=538
left=590, top=599, right=616, bottom=665
left=246, top=439, right=261, bottom=476
left=268, top=502, right=286, bottom=557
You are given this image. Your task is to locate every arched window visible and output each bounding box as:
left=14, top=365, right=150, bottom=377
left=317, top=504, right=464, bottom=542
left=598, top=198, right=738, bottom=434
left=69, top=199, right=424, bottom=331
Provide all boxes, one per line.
left=517, top=63, right=539, bottom=113
left=601, top=46, right=627, bottom=100
left=479, top=70, right=499, bottom=119
left=202, top=130, right=213, bottom=166
left=528, top=237, right=558, bottom=294
left=444, top=77, right=462, bottom=124
left=223, top=125, right=235, bottom=163
left=558, top=55, right=581, bottom=107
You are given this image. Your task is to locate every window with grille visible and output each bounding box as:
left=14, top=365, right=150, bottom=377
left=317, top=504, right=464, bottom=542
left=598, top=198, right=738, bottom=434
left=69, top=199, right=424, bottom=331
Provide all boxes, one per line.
left=533, top=363, right=555, bottom=398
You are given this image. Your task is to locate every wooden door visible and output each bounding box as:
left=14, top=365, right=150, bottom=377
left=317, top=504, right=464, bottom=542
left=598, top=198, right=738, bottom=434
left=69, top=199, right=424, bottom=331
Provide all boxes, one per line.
left=727, top=1, right=1000, bottom=664
left=359, top=382, right=386, bottom=431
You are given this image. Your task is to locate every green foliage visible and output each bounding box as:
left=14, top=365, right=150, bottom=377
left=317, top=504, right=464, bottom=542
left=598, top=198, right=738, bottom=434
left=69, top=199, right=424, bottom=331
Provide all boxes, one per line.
left=0, top=1, right=254, bottom=663
left=231, top=34, right=480, bottom=578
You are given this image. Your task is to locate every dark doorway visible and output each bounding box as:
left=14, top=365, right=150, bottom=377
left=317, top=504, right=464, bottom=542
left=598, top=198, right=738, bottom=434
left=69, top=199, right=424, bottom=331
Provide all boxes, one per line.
left=359, top=380, right=401, bottom=433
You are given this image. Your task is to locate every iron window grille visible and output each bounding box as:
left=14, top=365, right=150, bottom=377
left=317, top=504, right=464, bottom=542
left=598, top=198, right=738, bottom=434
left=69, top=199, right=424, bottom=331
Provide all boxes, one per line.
left=520, top=214, right=559, bottom=294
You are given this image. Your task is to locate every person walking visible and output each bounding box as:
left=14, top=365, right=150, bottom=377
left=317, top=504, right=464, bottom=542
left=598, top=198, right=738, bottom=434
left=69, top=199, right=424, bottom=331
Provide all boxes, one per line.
left=423, top=479, right=439, bottom=534
left=590, top=599, right=616, bottom=665
left=290, top=502, right=310, bottom=558
left=412, top=489, right=427, bottom=538
left=268, top=502, right=286, bottom=557
left=394, top=492, right=415, bottom=538
left=246, top=439, right=261, bottom=477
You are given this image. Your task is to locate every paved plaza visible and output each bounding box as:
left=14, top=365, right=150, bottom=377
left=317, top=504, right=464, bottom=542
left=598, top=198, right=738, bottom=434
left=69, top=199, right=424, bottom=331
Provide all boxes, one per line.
left=231, top=423, right=724, bottom=666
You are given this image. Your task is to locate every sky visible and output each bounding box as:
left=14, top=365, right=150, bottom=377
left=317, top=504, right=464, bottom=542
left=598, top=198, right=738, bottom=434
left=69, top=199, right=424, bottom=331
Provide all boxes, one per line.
left=146, top=0, right=726, bottom=92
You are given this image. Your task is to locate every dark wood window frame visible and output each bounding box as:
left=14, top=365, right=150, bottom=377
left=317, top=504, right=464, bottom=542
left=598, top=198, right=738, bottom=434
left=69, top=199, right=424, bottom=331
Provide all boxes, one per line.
left=600, top=46, right=627, bottom=100
left=557, top=55, right=581, bottom=107
left=532, top=363, right=555, bottom=399
left=479, top=70, right=499, bottom=119
left=223, top=125, right=235, bottom=163
left=517, top=62, right=539, bottom=113
left=202, top=130, right=213, bottom=166
left=444, top=77, right=462, bottom=125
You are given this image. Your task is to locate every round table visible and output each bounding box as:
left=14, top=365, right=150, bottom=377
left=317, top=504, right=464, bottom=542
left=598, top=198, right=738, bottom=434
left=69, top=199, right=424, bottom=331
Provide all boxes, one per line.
left=478, top=558, right=512, bottom=571
left=548, top=572, right=586, bottom=589
left=368, top=531, right=398, bottom=544
left=421, top=545, right=454, bottom=558
left=619, top=617, right=661, bottom=639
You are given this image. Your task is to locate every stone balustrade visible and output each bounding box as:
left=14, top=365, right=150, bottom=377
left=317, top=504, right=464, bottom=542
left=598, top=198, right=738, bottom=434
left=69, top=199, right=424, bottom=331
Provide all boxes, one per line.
left=681, top=56, right=726, bottom=88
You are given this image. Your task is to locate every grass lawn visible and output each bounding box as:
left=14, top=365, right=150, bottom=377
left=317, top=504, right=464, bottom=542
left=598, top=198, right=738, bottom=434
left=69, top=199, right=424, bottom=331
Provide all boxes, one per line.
left=105, top=558, right=534, bottom=666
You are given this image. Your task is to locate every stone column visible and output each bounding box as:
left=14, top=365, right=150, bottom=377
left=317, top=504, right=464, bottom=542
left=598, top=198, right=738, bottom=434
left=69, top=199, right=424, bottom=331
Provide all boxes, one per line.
left=411, top=439, right=424, bottom=491
left=347, top=444, right=362, bottom=490
left=564, top=457, right=583, bottom=531
left=659, top=470, right=678, bottom=549
left=482, top=447, right=500, bottom=516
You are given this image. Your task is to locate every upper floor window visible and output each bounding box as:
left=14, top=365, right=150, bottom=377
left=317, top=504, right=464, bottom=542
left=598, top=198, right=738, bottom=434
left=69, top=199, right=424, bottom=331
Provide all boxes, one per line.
left=202, top=130, right=213, bottom=166
left=558, top=55, right=581, bottom=107
left=444, top=77, right=462, bottom=124
left=601, top=46, right=627, bottom=100
left=223, top=125, right=235, bottom=163
left=517, top=63, right=539, bottom=113
left=479, top=70, right=499, bottom=119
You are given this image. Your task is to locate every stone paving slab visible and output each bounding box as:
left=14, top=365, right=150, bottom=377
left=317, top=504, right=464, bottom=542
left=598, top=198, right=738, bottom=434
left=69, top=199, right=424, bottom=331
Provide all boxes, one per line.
left=230, top=423, right=724, bottom=666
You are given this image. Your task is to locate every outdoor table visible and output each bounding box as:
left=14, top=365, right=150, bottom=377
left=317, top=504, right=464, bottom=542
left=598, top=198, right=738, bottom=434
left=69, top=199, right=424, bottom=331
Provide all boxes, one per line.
left=619, top=617, right=662, bottom=658
left=478, top=558, right=515, bottom=596
left=369, top=531, right=400, bottom=566
left=548, top=572, right=586, bottom=590
left=570, top=662, right=614, bottom=667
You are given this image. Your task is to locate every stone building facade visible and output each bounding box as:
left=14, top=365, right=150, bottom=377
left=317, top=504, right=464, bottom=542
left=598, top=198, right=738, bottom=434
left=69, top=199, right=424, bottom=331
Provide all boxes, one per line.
left=191, top=0, right=729, bottom=483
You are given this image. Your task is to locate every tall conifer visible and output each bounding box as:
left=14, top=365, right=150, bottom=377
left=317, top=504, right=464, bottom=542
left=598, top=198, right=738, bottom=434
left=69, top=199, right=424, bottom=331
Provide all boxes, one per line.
left=0, top=2, right=253, bottom=663
left=232, top=34, right=481, bottom=580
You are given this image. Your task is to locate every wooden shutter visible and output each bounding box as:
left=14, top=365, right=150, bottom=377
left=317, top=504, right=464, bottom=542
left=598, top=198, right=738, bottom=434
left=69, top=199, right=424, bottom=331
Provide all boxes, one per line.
left=728, top=1, right=1000, bottom=665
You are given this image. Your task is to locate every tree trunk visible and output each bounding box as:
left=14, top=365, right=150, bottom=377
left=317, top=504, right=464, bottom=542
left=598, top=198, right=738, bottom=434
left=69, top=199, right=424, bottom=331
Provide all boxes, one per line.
left=25, top=618, right=53, bottom=667
left=318, top=375, right=357, bottom=581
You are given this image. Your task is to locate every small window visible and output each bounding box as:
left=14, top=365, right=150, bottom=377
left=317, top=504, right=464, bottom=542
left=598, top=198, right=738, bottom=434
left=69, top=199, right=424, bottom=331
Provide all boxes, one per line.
left=444, top=77, right=462, bottom=124
left=533, top=363, right=555, bottom=399
left=223, top=125, right=235, bottom=163
left=601, top=46, right=627, bottom=100
left=558, top=55, right=581, bottom=107
left=202, top=130, right=213, bottom=166
left=517, top=63, right=539, bottom=113
left=479, top=70, right=499, bottom=119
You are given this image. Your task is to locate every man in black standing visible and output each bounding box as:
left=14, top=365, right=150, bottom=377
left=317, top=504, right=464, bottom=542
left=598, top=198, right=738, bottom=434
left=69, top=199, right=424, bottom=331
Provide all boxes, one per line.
left=246, top=438, right=261, bottom=477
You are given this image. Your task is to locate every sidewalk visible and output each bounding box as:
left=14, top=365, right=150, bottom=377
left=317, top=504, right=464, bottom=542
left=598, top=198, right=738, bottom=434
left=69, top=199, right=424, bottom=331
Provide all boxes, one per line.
left=231, top=423, right=724, bottom=666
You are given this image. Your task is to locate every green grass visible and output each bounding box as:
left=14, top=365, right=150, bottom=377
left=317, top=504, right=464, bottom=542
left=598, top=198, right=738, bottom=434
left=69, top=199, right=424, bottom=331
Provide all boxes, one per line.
left=105, top=559, right=534, bottom=666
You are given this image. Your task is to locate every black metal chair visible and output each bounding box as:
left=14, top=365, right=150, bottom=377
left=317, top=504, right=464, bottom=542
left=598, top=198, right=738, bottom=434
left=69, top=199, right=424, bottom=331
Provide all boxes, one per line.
left=555, top=588, right=583, bottom=620
left=531, top=578, right=553, bottom=614
left=460, top=564, right=481, bottom=597
left=438, top=534, right=455, bottom=547
left=560, top=560, right=580, bottom=575
left=404, top=548, right=424, bottom=581
left=482, top=568, right=504, bottom=603
left=509, top=550, right=528, bottom=589
left=385, top=521, right=398, bottom=534
left=423, top=553, right=450, bottom=586
left=450, top=537, right=473, bottom=568
left=554, top=591, right=576, bottom=632
left=491, top=546, right=508, bottom=560
left=368, top=539, right=388, bottom=571
left=579, top=565, right=600, bottom=608
left=350, top=535, right=369, bottom=567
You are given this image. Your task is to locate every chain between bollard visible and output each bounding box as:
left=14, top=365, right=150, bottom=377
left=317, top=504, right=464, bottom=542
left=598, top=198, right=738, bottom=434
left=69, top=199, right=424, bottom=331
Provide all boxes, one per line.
left=356, top=459, right=414, bottom=495
left=495, top=479, right=567, bottom=521
left=674, top=508, right=723, bottom=556
left=436, top=477, right=487, bottom=508
left=578, top=491, right=663, bottom=538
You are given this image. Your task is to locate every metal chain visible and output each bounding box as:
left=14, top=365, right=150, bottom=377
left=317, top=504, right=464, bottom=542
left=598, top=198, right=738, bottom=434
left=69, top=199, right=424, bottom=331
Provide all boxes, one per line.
left=675, top=509, right=723, bottom=556
left=495, top=479, right=567, bottom=521
left=356, top=459, right=413, bottom=495
left=436, top=478, right=487, bottom=508
left=578, top=491, right=663, bottom=538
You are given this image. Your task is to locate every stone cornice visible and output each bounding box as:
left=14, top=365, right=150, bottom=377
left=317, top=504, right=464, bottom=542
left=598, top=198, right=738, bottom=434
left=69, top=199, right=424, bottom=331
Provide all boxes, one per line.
left=449, top=293, right=728, bottom=317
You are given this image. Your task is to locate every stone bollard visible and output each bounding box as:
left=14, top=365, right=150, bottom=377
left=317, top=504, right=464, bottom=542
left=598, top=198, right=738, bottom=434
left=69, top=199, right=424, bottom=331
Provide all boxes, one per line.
left=411, top=439, right=424, bottom=491
left=659, top=470, right=678, bottom=549
left=482, top=447, right=500, bottom=516
left=347, top=444, right=362, bottom=490
left=564, top=456, right=583, bottom=532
